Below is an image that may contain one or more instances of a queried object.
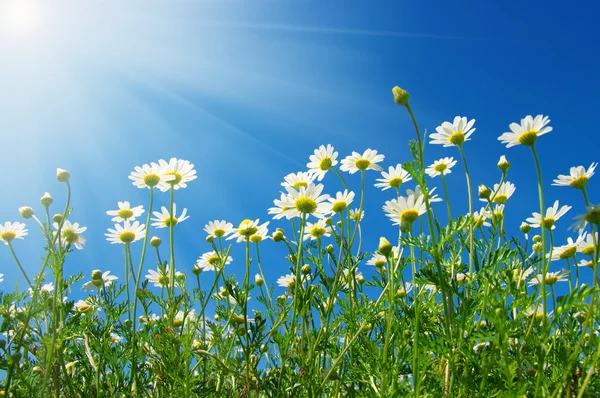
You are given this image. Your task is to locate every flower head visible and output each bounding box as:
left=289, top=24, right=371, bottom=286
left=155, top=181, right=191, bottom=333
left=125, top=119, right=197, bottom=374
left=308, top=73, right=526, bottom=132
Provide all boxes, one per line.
left=482, top=182, right=516, bottom=205
left=129, top=162, right=175, bottom=189
left=327, top=190, right=355, bottom=213
left=497, top=155, right=511, bottom=173
left=19, top=207, right=34, bottom=219
left=430, top=116, right=476, bottom=147
left=151, top=204, right=189, bottom=228
left=552, top=163, right=598, bottom=190
left=383, top=193, right=427, bottom=226
left=276, top=183, right=330, bottom=219
left=228, top=219, right=270, bottom=243
left=392, top=86, right=409, bottom=106
left=472, top=208, right=492, bottom=228
left=146, top=266, right=181, bottom=289
left=277, top=274, right=296, bottom=289
left=281, top=171, right=317, bottom=190
left=550, top=235, right=585, bottom=261
left=340, top=149, right=384, bottom=174
left=526, top=200, right=571, bottom=230
left=349, top=208, right=364, bottom=222
left=367, top=253, right=387, bottom=267
left=204, top=220, right=234, bottom=239
left=82, top=271, right=118, bottom=291
left=571, top=204, right=600, bottom=232
left=56, top=168, right=70, bottom=183
left=0, top=222, right=28, bottom=245
left=577, top=232, right=597, bottom=256
left=425, top=157, right=457, bottom=178
left=157, top=158, right=197, bottom=191
left=106, top=202, right=145, bottom=222
left=303, top=219, right=330, bottom=241
left=307, top=144, right=339, bottom=181
left=375, top=164, right=412, bottom=191
left=528, top=270, right=569, bottom=287
left=197, top=251, right=233, bottom=272
left=54, top=220, right=87, bottom=250
left=105, top=221, right=146, bottom=244
left=498, top=115, right=552, bottom=148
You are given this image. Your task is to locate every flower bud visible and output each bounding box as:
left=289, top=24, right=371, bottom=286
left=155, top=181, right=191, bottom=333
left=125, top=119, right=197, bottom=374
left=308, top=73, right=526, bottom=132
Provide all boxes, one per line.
left=478, top=185, right=491, bottom=200
left=532, top=242, right=543, bottom=253
left=150, top=237, right=162, bottom=247
left=56, top=168, right=70, bottom=183
left=520, top=222, right=531, bottom=234
left=497, top=155, right=510, bottom=173
left=192, top=264, right=201, bottom=276
left=357, top=274, right=365, bottom=285
left=378, top=237, right=393, bottom=256
left=206, top=235, right=214, bottom=243
left=19, top=207, right=34, bottom=219
left=52, top=213, right=63, bottom=223
left=533, top=235, right=542, bottom=243
left=325, top=244, right=334, bottom=254
left=40, top=192, right=53, bottom=207
left=214, top=314, right=220, bottom=321
left=272, top=229, right=284, bottom=242
left=91, top=270, right=102, bottom=280
left=255, top=273, right=264, bottom=286
left=336, top=221, right=343, bottom=228
left=392, top=86, right=409, bottom=106
left=301, top=264, right=311, bottom=275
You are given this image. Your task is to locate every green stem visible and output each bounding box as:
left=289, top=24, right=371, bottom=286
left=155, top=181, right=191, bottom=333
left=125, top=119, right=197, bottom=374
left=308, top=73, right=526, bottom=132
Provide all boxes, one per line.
left=441, top=172, right=452, bottom=222
left=458, top=145, right=474, bottom=283
left=531, top=145, right=548, bottom=316
left=7, top=243, right=33, bottom=290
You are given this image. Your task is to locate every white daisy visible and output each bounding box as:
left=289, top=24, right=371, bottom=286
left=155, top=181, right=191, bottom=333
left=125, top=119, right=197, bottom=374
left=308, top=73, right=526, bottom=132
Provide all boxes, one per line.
left=28, top=282, right=55, bottom=296
left=157, top=158, right=197, bottom=192
left=204, top=220, right=234, bottom=239
left=54, top=220, right=87, bottom=250
left=303, top=219, right=330, bottom=241
left=367, top=253, right=387, bottom=267
left=281, top=171, right=317, bottom=190
left=512, top=267, right=534, bottom=284
left=374, top=165, right=412, bottom=191
left=550, top=235, right=585, bottom=261
left=227, top=219, right=270, bottom=243
left=327, top=190, right=355, bottom=214
left=340, top=149, right=385, bottom=174
left=481, top=181, right=516, bottom=205
left=577, top=232, right=597, bottom=256
left=425, top=157, right=457, bottom=178
left=249, top=223, right=270, bottom=243
left=109, top=333, right=123, bottom=344
left=396, top=282, right=413, bottom=297
left=577, top=259, right=598, bottom=269
left=196, top=251, right=233, bottom=271
left=527, top=270, right=569, bottom=287
left=349, top=208, right=364, bottom=222
left=0, top=222, right=28, bottom=245
left=82, top=270, right=118, bottom=291
left=430, top=116, right=476, bottom=147
left=151, top=204, right=189, bottom=229
left=307, top=144, right=339, bottom=181
left=268, top=193, right=295, bottom=220
left=383, top=193, right=427, bottom=225
left=172, top=309, right=196, bottom=328
left=105, top=221, right=146, bottom=244
left=571, top=204, right=600, bottom=232
left=129, top=162, right=175, bottom=189
left=277, top=183, right=330, bottom=219
left=552, top=163, right=598, bottom=190
left=277, top=274, right=296, bottom=289
left=526, top=200, right=572, bottom=230
left=73, top=298, right=95, bottom=314
left=146, top=266, right=181, bottom=289
left=106, top=201, right=145, bottom=222
left=406, top=186, right=443, bottom=204
left=498, top=114, right=552, bottom=148
left=472, top=208, right=492, bottom=228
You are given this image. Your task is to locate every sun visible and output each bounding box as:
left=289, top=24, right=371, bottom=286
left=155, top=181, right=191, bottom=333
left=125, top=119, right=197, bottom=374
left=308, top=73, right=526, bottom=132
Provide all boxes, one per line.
left=1, top=0, right=41, bottom=36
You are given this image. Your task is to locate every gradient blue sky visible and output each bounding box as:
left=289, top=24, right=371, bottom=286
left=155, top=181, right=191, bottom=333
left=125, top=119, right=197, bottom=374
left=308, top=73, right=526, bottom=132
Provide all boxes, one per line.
left=1, top=0, right=598, bottom=302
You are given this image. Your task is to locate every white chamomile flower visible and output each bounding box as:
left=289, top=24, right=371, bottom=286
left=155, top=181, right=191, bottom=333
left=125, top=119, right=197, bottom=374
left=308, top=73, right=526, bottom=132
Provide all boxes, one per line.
left=109, top=333, right=123, bottom=344
left=82, top=270, right=118, bottom=291
left=512, top=267, right=534, bottom=284
left=552, top=163, right=598, bottom=190
left=281, top=171, right=317, bottom=190
left=307, top=144, right=338, bottom=181
left=327, top=190, right=355, bottom=213
left=577, top=259, right=598, bottom=269
left=156, top=158, right=197, bottom=192
left=105, top=221, right=146, bottom=244
left=472, top=208, right=492, bottom=228
left=349, top=208, right=364, bottom=222
left=228, top=219, right=270, bottom=243
left=550, top=235, right=585, bottom=261
left=527, top=270, right=569, bottom=287
left=277, top=183, right=330, bottom=219
left=146, top=266, right=181, bottom=289
left=269, top=193, right=295, bottom=220
left=303, top=219, right=330, bottom=241
left=374, top=165, right=412, bottom=191
left=383, top=193, right=427, bottom=226
left=396, top=282, right=413, bottom=297
left=129, top=162, right=175, bottom=189
left=106, top=201, right=145, bottom=222
left=483, top=181, right=516, bottom=205
left=406, top=186, right=442, bottom=204
left=571, top=204, right=600, bottom=233
left=425, top=157, right=457, bottom=178
left=526, top=200, right=571, bottom=230
left=367, top=254, right=386, bottom=267
left=249, top=223, right=270, bottom=243
left=340, top=149, right=384, bottom=174
left=577, top=232, right=597, bottom=256
left=430, top=116, right=476, bottom=147
left=0, top=222, right=28, bottom=245
left=74, top=299, right=95, bottom=314
left=498, top=114, right=552, bottom=148
left=54, top=220, right=87, bottom=250
left=151, top=204, right=189, bottom=229
left=204, top=220, right=234, bottom=239
left=277, top=274, right=296, bottom=289
left=28, top=283, right=55, bottom=296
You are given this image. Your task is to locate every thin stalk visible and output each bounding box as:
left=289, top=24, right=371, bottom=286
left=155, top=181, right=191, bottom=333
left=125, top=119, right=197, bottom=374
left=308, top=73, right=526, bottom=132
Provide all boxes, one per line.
left=531, top=145, right=548, bottom=316
left=458, top=145, right=474, bottom=283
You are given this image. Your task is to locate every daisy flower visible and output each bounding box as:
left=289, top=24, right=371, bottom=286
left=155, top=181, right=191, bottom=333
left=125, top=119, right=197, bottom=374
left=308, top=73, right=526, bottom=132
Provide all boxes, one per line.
left=281, top=171, right=317, bottom=190
left=204, top=220, right=234, bottom=239
left=303, top=219, right=330, bottom=241
left=472, top=208, right=492, bottom=228
left=307, top=144, right=339, bottom=181
left=269, top=193, right=295, bottom=220
left=528, top=270, right=569, bottom=287
left=577, top=259, right=598, bottom=269
left=374, top=165, right=412, bottom=191
left=425, top=157, right=457, bottom=178
left=340, top=149, right=384, bottom=174
left=54, top=220, right=87, bottom=250
left=249, top=223, right=270, bottom=243
left=73, top=299, right=95, bottom=314
left=367, top=253, right=387, bottom=267
left=276, top=183, right=330, bottom=219
left=28, top=283, right=55, bottom=296
left=109, top=333, right=123, bottom=344
left=196, top=251, right=233, bottom=271
left=396, top=282, right=413, bottom=297
left=550, top=235, right=585, bottom=261
left=228, top=219, right=270, bottom=243
left=105, top=221, right=146, bottom=244
left=383, top=193, right=427, bottom=226
left=349, top=208, right=364, bottom=222
left=483, top=182, right=516, bottom=205
left=430, top=116, right=476, bottom=147
left=327, top=190, right=355, bottom=213
left=146, top=266, right=181, bottom=289
left=129, top=162, right=175, bottom=189
left=106, top=201, right=145, bottom=222
left=406, top=186, right=442, bottom=204
left=577, top=232, right=597, bottom=256
left=498, top=114, right=552, bottom=148
left=277, top=274, right=296, bottom=289
left=0, top=222, right=28, bottom=245
left=157, top=158, right=197, bottom=192
left=512, top=267, right=534, bottom=284
left=82, top=270, right=118, bottom=291
left=526, top=200, right=572, bottom=230
left=571, top=204, right=600, bottom=232
left=151, top=204, right=189, bottom=228
left=552, top=163, right=598, bottom=190
left=172, top=309, right=196, bottom=328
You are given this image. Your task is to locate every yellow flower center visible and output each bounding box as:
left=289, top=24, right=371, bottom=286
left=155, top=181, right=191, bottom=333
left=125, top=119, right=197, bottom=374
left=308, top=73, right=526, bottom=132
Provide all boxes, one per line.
left=542, top=217, right=555, bottom=229
left=164, top=171, right=183, bottom=185
left=0, top=231, right=16, bottom=242
left=534, top=313, right=545, bottom=322
left=143, top=173, right=161, bottom=187
left=62, top=228, right=79, bottom=244
left=448, top=131, right=465, bottom=146
left=569, top=176, right=589, bottom=190
left=331, top=201, right=347, bottom=213
left=400, top=209, right=419, bottom=224
left=494, top=211, right=504, bottom=222
left=207, top=255, right=220, bottom=266
left=293, top=181, right=308, bottom=190
left=295, top=197, right=318, bottom=214
left=309, top=226, right=326, bottom=237
left=558, top=246, right=577, bottom=260
left=493, top=194, right=508, bottom=205
left=157, top=275, right=170, bottom=286
left=373, top=259, right=385, bottom=267
left=287, top=279, right=295, bottom=289
left=351, top=211, right=363, bottom=222
left=213, top=228, right=226, bottom=238
left=119, top=231, right=136, bottom=243
left=396, top=289, right=406, bottom=298
left=172, top=319, right=184, bottom=328
left=78, top=304, right=92, bottom=313
left=319, top=157, right=333, bottom=171
left=544, top=275, right=559, bottom=285
left=517, top=129, right=538, bottom=146
left=388, top=177, right=403, bottom=188
left=163, top=216, right=179, bottom=228
left=585, top=209, right=600, bottom=226
left=250, top=234, right=263, bottom=243
left=117, top=209, right=134, bottom=220
left=581, top=260, right=594, bottom=269
left=91, top=270, right=103, bottom=280
left=434, top=163, right=448, bottom=173
left=473, top=216, right=485, bottom=229
left=582, top=245, right=595, bottom=256
left=92, top=279, right=104, bottom=287
left=238, top=219, right=258, bottom=236
left=354, top=158, right=371, bottom=170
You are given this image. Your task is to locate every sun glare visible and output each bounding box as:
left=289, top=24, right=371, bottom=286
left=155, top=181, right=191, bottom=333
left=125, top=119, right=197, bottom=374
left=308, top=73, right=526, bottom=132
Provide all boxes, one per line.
left=1, top=0, right=41, bottom=36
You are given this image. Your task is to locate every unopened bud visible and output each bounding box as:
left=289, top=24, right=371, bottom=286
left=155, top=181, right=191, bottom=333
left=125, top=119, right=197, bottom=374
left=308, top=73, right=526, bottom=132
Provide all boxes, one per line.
left=255, top=273, right=264, bottom=286
left=206, top=235, right=214, bottom=243
left=357, top=274, right=365, bottom=285
left=40, top=192, right=53, bottom=207
left=325, top=217, right=333, bottom=226
left=478, top=185, right=491, bottom=200
left=378, top=237, right=393, bottom=256
left=392, top=86, right=409, bottom=106
left=497, top=155, right=510, bottom=173
left=533, top=235, right=542, bottom=243
left=150, top=237, right=161, bottom=247
left=532, top=242, right=543, bottom=253
left=301, top=264, right=311, bottom=275
left=91, top=270, right=103, bottom=280
left=19, top=207, right=34, bottom=219
left=325, top=244, right=334, bottom=254
left=52, top=213, right=63, bottom=223
left=520, top=222, right=532, bottom=234
left=192, top=264, right=201, bottom=276
left=56, top=168, right=70, bottom=183
left=272, top=230, right=284, bottom=242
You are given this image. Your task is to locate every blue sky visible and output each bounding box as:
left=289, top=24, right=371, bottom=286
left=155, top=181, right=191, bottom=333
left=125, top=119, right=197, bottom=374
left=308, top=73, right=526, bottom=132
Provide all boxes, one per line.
left=0, top=0, right=598, bottom=303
